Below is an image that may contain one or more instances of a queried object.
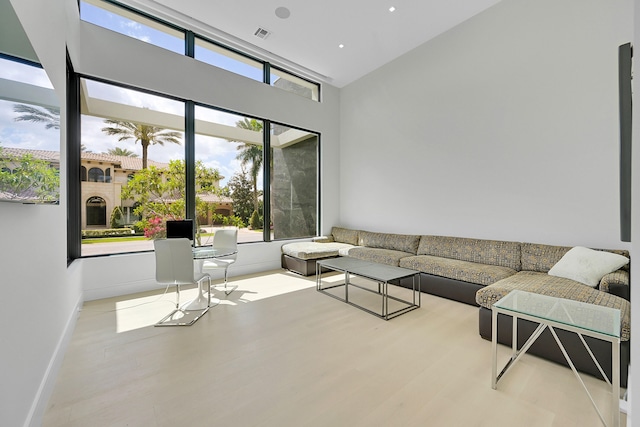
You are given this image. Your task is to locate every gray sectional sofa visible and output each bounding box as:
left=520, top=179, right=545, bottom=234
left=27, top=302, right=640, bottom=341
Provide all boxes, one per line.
left=281, top=226, right=631, bottom=386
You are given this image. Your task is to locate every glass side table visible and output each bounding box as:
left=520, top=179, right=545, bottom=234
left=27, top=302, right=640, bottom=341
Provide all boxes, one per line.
left=491, top=290, right=621, bottom=427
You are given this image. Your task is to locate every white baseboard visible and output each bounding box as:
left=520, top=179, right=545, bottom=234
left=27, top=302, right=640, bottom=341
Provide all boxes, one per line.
left=25, top=296, right=82, bottom=427
left=622, top=368, right=631, bottom=425
left=84, top=278, right=160, bottom=301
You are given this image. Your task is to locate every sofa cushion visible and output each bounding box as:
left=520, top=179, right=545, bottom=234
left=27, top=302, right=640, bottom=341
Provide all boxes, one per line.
left=347, top=247, right=414, bottom=267
left=399, top=255, right=517, bottom=286
left=338, top=246, right=356, bottom=257
left=331, top=227, right=359, bottom=245
left=521, top=243, right=573, bottom=273
left=281, top=241, right=355, bottom=260
left=417, top=235, right=521, bottom=271
left=548, top=246, right=630, bottom=287
left=358, top=230, right=420, bottom=254
left=475, top=271, right=630, bottom=341
left=600, top=270, right=630, bottom=294
left=522, top=243, right=631, bottom=273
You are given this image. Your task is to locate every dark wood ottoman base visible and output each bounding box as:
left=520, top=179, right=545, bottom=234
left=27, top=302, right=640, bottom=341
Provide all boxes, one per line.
left=281, top=254, right=337, bottom=276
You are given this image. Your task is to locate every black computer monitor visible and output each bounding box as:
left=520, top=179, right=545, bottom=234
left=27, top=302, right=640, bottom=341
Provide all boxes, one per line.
left=166, top=219, right=194, bottom=242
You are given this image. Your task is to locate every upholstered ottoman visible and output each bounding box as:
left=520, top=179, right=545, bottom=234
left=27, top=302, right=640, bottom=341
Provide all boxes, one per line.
left=281, top=241, right=355, bottom=276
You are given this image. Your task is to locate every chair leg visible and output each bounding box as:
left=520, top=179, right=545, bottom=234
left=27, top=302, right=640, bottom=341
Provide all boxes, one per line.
left=156, top=283, right=207, bottom=327
left=222, top=266, right=237, bottom=296
left=210, top=266, right=237, bottom=296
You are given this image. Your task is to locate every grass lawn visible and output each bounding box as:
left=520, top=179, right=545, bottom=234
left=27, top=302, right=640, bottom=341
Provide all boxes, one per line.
left=82, top=232, right=214, bottom=244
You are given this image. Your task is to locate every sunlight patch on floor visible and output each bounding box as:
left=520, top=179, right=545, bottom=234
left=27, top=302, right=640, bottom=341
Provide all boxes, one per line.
left=82, top=270, right=319, bottom=333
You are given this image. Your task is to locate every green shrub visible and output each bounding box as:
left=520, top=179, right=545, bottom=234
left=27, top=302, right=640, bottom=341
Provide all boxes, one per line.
left=82, top=228, right=133, bottom=238
left=249, top=210, right=262, bottom=230
left=132, top=222, right=145, bottom=233
left=230, top=215, right=245, bottom=228
left=211, top=213, right=245, bottom=229
left=110, top=206, right=123, bottom=228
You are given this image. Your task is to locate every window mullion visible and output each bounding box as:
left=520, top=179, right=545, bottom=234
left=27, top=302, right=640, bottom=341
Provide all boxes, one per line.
left=185, top=30, right=195, bottom=57
left=67, top=56, right=82, bottom=261
left=264, top=62, right=270, bottom=85
left=185, top=101, right=196, bottom=221
left=263, top=119, right=271, bottom=242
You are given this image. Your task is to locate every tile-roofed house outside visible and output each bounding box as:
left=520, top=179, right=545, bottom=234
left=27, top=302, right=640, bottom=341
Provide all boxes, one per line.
left=0, top=147, right=61, bottom=165
left=1, top=147, right=232, bottom=229
left=0, top=147, right=61, bottom=203
left=80, top=151, right=168, bottom=171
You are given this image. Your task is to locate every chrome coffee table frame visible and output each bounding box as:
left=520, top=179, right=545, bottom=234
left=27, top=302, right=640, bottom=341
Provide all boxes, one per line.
left=316, top=257, right=420, bottom=320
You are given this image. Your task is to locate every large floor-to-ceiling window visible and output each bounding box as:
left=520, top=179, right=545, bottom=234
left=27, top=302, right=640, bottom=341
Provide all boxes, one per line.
left=78, top=77, right=186, bottom=256
left=194, top=106, right=264, bottom=244
left=271, top=123, right=319, bottom=240
left=74, top=77, right=319, bottom=257
left=71, top=0, right=321, bottom=259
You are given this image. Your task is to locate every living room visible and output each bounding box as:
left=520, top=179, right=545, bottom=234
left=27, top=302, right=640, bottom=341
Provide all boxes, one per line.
left=2, top=0, right=639, bottom=426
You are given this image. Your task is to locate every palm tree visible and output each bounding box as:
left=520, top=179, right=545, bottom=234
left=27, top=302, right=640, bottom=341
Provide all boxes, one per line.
left=13, top=105, right=91, bottom=153
left=107, top=147, right=138, bottom=157
left=13, top=104, right=60, bottom=130
left=231, top=118, right=263, bottom=213
left=101, top=120, right=181, bottom=169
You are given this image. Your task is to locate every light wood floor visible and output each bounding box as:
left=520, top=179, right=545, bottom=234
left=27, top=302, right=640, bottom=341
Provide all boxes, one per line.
left=43, top=270, right=625, bottom=427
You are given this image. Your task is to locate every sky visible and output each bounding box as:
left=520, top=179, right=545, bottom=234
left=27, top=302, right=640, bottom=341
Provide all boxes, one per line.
left=0, top=59, right=58, bottom=151
left=79, top=1, right=266, bottom=187
left=0, top=56, right=253, bottom=187
left=1, top=1, right=318, bottom=189
left=80, top=78, right=252, bottom=186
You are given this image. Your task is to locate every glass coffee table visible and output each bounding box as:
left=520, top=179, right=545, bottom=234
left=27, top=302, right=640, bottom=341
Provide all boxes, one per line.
left=316, top=257, right=420, bottom=320
left=491, top=290, right=621, bottom=427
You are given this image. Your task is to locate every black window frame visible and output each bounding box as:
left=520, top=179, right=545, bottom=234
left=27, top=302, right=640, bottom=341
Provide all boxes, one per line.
left=70, top=1, right=323, bottom=260
left=68, top=73, right=321, bottom=260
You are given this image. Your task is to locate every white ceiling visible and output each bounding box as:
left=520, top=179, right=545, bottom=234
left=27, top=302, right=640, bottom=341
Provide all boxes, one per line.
left=130, top=0, right=503, bottom=88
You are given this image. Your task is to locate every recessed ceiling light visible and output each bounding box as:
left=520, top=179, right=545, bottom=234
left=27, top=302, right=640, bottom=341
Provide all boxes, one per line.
left=389, top=6, right=396, bottom=12
left=339, top=44, right=345, bottom=49
left=275, top=7, right=291, bottom=19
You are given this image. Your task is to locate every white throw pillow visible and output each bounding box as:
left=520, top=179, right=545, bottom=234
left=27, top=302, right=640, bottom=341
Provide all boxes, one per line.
left=548, top=246, right=629, bottom=287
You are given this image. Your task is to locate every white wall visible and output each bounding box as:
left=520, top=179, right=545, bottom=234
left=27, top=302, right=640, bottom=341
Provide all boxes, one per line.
left=2, top=1, right=83, bottom=427
left=81, top=242, right=295, bottom=300
left=340, top=0, right=632, bottom=249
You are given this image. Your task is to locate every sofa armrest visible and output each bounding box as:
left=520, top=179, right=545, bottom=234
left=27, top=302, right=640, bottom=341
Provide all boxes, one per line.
left=599, top=270, right=630, bottom=301
left=312, top=236, right=334, bottom=243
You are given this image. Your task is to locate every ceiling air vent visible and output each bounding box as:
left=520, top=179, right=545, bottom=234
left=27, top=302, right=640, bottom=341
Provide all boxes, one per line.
left=254, top=27, right=271, bottom=40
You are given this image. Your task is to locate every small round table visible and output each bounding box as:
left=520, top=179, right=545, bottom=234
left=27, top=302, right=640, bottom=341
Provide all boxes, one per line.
left=182, top=246, right=238, bottom=311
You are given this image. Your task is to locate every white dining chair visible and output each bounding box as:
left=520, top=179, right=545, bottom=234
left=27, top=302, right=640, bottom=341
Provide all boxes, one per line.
left=154, top=238, right=211, bottom=326
left=202, top=228, right=238, bottom=296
